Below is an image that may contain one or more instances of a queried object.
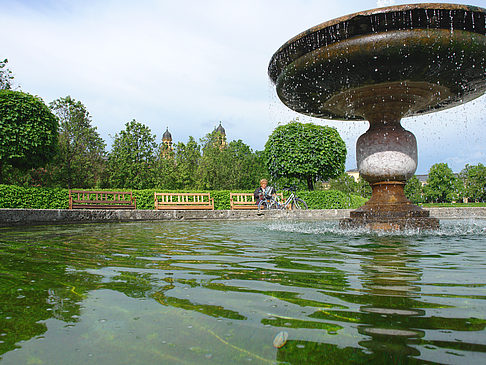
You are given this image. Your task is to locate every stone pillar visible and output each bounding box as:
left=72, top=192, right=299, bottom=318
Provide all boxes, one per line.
left=340, top=113, right=439, bottom=230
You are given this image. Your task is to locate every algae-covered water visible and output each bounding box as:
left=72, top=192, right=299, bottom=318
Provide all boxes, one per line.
left=0, top=220, right=485, bottom=364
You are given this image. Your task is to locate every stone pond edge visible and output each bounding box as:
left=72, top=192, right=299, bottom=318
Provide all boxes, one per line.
left=1, top=207, right=486, bottom=227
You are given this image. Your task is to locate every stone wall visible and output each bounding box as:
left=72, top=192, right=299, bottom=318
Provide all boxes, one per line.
left=427, top=207, right=486, bottom=218
left=0, top=208, right=352, bottom=227
left=0, top=207, right=485, bottom=227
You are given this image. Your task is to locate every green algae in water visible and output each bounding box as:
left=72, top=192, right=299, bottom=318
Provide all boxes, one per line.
left=0, top=220, right=485, bottom=364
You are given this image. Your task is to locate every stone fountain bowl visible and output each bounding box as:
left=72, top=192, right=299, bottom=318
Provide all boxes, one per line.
left=268, top=3, right=486, bottom=121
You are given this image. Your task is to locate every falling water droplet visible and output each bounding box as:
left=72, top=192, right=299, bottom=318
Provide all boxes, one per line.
left=273, top=331, right=289, bottom=348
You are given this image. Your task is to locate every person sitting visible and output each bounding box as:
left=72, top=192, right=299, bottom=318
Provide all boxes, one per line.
left=254, top=179, right=276, bottom=205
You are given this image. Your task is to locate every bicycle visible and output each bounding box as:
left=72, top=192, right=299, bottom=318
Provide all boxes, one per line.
left=257, top=187, right=308, bottom=211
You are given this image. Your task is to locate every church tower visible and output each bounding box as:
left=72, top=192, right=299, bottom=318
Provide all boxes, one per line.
left=161, top=127, right=174, bottom=159
left=214, top=122, right=227, bottom=149
left=162, top=127, right=173, bottom=150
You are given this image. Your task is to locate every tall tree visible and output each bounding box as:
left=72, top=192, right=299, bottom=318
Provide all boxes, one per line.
left=329, top=173, right=372, bottom=198
left=154, top=142, right=178, bottom=189
left=107, top=120, right=157, bottom=189
left=329, top=173, right=359, bottom=195
left=197, top=130, right=229, bottom=190
left=224, top=140, right=265, bottom=190
left=48, top=96, right=106, bottom=188
left=0, top=90, right=58, bottom=183
left=460, top=163, right=486, bottom=202
left=0, top=59, right=14, bottom=90
left=404, top=175, right=424, bottom=204
left=424, top=163, right=461, bottom=203
left=174, top=136, right=200, bottom=189
left=264, top=121, right=346, bottom=190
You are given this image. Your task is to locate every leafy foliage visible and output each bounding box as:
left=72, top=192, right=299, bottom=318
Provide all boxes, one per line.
left=404, top=175, right=424, bottom=204
left=296, top=190, right=367, bottom=209
left=106, top=120, right=157, bottom=189
left=208, top=190, right=232, bottom=210
left=0, top=59, right=14, bottom=90
left=0, top=90, right=58, bottom=181
left=196, top=130, right=229, bottom=190
left=329, top=173, right=357, bottom=194
left=196, top=131, right=264, bottom=190
left=264, top=121, right=346, bottom=190
left=0, top=184, right=68, bottom=209
left=46, top=96, right=106, bottom=188
left=224, top=140, right=266, bottom=189
left=329, top=173, right=372, bottom=198
left=0, top=185, right=366, bottom=210
left=154, top=145, right=179, bottom=189
left=460, top=163, right=486, bottom=202
left=173, top=136, right=201, bottom=189
left=424, top=163, right=461, bottom=203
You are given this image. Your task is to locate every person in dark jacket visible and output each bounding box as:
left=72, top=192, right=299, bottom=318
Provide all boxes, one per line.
left=254, top=179, right=276, bottom=205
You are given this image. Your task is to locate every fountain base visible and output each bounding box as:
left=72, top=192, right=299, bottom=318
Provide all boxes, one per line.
left=340, top=181, right=439, bottom=230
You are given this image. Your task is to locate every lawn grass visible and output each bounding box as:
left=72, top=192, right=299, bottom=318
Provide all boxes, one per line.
left=420, top=202, right=486, bottom=208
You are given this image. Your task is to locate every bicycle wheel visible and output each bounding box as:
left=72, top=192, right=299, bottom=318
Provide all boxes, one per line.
left=258, top=200, right=270, bottom=211
left=291, top=198, right=308, bottom=210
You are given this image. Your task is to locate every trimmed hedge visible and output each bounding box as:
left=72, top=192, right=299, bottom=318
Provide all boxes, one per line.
left=0, top=185, right=68, bottom=209
left=0, top=185, right=367, bottom=210
left=296, top=190, right=367, bottom=209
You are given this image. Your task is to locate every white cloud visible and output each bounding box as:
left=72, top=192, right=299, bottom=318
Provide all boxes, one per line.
left=376, top=0, right=396, bottom=7
left=2, top=0, right=486, bottom=173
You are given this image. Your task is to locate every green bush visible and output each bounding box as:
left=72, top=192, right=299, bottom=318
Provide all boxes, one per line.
left=0, top=184, right=68, bottom=209
left=0, top=185, right=367, bottom=210
left=133, top=189, right=158, bottom=210
left=295, top=190, right=367, bottom=209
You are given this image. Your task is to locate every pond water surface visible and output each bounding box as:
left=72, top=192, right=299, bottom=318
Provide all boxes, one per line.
left=0, top=220, right=485, bottom=364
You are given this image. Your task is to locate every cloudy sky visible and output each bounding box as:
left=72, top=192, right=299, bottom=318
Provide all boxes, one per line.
left=2, top=0, right=486, bottom=174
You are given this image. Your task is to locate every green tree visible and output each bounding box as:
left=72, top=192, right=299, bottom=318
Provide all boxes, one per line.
left=224, top=140, right=265, bottom=190
left=195, top=131, right=265, bottom=190
left=107, top=120, right=157, bottom=189
left=460, top=163, right=486, bottom=202
left=330, top=173, right=359, bottom=194
left=47, top=96, right=106, bottom=188
left=424, top=163, right=461, bottom=203
left=197, top=130, right=229, bottom=190
left=264, top=121, right=346, bottom=190
left=404, top=175, right=424, bottom=204
left=174, top=136, right=201, bottom=189
left=154, top=143, right=178, bottom=189
left=0, top=90, right=58, bottom=183
left=329, top=172, right=372, bottom=198
left=0, top=59, right=14, bottom=90
left=356, top=178, right=372, bottom=198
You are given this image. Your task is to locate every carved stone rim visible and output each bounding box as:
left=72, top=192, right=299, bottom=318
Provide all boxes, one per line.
left=322, top=81, right=453, bottom=120
left=269, top=3, right=486, bottom=82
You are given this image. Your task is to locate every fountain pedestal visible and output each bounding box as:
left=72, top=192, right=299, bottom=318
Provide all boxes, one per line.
left=337, top=96, right=440, bottom=230
left=340, top=181, right=439, bottom=230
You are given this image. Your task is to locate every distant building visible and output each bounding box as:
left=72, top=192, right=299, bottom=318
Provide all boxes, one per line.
left=214, top=122, right=227, bottom=149
left=162, top=127, right=173, bottom=149
left=161, top=127, right=174, bottom=158
left=346, top=169, right=360, bottom=182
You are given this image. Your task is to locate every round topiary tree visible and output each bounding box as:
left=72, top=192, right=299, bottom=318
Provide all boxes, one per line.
left=264, top=121, right=346, bottom=190
left=0, top=90, right=59, bottom=182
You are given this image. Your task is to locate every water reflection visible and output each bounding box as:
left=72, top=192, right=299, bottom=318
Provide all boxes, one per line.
left=358, top=238, right=426, bottom=359
left=0, top=221, right=485, bottom=364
